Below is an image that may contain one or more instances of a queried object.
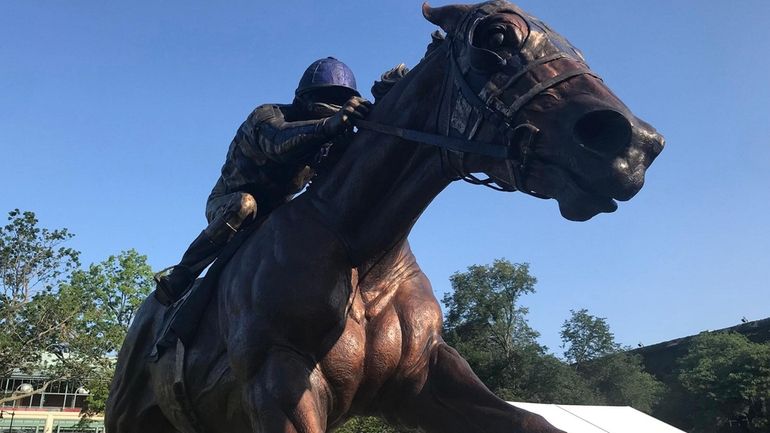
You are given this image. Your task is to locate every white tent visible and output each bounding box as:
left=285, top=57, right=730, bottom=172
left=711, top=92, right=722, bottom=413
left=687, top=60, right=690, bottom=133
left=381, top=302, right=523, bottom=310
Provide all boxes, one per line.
left=508, top=402, right=685, bottom=433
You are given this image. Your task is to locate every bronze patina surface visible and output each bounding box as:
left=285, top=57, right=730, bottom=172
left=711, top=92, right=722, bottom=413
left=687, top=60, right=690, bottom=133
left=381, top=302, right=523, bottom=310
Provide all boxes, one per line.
left=106, top=2, right=664, bottom=433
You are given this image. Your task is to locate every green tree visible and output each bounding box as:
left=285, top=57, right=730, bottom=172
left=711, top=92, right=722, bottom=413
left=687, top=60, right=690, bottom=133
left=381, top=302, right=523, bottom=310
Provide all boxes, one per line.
left=560, top=309, right=664, bottom=412
left=64, top=249, right=154, bottom=415
left=442, top=259, right=541, bottom=399
left=577, top=352, right=665, bottom=413
left=560, top=308, right=620, bottom=365
left=520, top=352, right=601, bottom=405
left=0, top=209, right=80, bottom=377
left=0, top=209, right=80, bottom=302
left=0, top=210, right=153, bottom=415
left=677, top=332, right=770, bottom=432
left=441, top=259, right=595, bottom=403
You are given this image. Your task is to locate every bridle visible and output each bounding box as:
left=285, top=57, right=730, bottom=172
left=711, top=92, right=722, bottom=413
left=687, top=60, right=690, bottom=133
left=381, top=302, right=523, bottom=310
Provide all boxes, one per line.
left=354, top=4, right=599, bottom=198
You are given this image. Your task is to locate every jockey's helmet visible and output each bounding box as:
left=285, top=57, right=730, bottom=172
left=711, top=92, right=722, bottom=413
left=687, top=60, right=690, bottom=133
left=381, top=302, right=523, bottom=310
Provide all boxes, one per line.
left=295, top=57, right=360, bottom=104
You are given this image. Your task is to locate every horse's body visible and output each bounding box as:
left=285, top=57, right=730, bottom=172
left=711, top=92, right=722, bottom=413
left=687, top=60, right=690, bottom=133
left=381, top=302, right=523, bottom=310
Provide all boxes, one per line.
left=106, top=2, right=664, bottom=433
left=111, top=238, right=484, bottom=432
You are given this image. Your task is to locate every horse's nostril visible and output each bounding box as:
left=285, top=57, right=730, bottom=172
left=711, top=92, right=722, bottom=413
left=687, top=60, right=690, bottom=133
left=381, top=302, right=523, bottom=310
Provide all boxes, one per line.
left=573, top=110, right=632, bottom=156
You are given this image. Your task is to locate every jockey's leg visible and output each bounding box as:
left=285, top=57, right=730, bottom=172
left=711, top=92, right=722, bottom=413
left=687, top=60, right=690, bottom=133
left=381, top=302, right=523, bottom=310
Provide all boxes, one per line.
left=391, top=342, right=564, bottom=433
left=154, top=192, right=257, bottom=305
left=243, top=349, right=329, bottom=433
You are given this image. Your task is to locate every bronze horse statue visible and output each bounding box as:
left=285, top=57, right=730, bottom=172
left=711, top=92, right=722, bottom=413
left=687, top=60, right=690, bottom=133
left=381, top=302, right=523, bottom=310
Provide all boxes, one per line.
left=106, top=2, right=664, bottom=433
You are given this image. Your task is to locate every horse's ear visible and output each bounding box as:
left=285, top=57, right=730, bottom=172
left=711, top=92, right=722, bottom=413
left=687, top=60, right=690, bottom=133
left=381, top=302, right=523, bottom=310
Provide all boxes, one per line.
left=422, top=2, right=472, bottom=35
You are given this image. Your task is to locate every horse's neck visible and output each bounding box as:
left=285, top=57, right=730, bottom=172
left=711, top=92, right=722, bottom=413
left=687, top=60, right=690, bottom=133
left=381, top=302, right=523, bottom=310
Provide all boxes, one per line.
left=308, top=53, right=450, bottom=265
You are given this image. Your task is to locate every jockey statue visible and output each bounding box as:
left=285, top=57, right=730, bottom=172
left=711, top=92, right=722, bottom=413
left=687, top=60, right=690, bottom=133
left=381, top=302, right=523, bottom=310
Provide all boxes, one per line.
left=154, top=57, right=372, bottom=306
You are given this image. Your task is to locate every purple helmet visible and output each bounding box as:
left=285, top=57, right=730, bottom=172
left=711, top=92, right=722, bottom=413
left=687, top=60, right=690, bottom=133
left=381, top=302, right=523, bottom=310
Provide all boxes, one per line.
left=295, top=57, right=360, bottom=97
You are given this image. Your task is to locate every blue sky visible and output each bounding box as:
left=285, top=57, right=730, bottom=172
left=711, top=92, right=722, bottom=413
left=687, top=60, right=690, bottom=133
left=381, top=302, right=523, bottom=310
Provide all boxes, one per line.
left=2, top=0, right=769, bottom=354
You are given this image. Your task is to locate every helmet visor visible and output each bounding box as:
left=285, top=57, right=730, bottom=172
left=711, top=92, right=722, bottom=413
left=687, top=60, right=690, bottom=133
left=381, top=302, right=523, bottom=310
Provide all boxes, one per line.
left=301, top=86, right=359, bottom=106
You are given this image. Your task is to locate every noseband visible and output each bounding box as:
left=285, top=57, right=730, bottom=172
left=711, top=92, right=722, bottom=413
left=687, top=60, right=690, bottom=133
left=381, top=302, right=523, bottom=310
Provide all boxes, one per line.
left=355, top=5, right=598, bottom=198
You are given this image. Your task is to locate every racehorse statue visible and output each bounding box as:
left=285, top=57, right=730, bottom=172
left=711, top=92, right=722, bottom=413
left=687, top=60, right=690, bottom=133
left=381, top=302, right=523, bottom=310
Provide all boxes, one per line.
left=106, top=2, right=664, bottom=433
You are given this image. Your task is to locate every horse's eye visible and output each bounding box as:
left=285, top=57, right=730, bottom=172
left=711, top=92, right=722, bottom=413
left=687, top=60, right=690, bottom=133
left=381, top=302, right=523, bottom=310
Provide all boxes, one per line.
left=488, top=32, right=505, bottom=48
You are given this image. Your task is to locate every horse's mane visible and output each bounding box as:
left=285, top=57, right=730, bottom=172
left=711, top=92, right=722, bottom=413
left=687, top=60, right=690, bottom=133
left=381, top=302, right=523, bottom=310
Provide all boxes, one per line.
left=370, top=31, right=446, bottom=102
left=371, top=64, right=410, bottom=102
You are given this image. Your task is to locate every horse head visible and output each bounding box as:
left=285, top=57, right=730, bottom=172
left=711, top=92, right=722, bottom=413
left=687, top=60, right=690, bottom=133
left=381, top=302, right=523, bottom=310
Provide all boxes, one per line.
left=422, top=1, right=664, bottom=221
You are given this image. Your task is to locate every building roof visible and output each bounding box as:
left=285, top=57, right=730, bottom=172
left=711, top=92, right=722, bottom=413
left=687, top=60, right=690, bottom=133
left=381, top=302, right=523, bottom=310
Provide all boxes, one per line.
left=508, top=402, right=685, bottom=433
left=635, top=316, right=770, bottom=355
left=630, top=316, right=770, bottom=379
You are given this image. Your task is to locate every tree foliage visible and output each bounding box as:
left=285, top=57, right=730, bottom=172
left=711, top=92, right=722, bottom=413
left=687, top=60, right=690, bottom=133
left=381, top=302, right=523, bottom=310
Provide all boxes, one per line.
left=576, top=352, right=664, bottom=413
left=560, top=309, right=664, bottom=412
left=442, top=259, right=547, bottom=400
left=677, top=332, right=770, bottom=431
left=66, top=249, right=154, bottom=415
left=443, top=259, right=539, bottom=353
left=441, top=259, right=601, bottom=403
left=333, top=416, right=403, bottom=433
left=0, top=209, right=80, bottom=377
left=0, top=210, right=153, bottom=416
left=560, top=308, right=620, bottom=364
left=441, top=259, right=664, bottom=412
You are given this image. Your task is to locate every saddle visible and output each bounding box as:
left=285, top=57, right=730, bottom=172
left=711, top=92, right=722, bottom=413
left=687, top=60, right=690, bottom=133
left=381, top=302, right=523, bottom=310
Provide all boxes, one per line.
left=149, top=221, right=261, bottom=360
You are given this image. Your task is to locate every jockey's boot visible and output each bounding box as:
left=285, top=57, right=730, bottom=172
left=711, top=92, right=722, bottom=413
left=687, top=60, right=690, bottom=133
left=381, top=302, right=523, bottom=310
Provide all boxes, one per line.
left=153, top=230, right=223, bottom=306
left=154, top=193, right=257, bottom=306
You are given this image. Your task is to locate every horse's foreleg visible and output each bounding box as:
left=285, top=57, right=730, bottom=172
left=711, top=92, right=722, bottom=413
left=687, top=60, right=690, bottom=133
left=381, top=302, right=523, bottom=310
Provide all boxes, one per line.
left=242, top=349, right=330, bottom=433
left=394, top=343, right=564, bottom=433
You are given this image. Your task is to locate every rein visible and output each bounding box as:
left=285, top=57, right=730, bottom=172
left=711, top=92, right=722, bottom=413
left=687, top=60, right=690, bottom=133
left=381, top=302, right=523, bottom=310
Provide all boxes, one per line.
left=354, top=119, right=510, bottom=159
left=353, top=6, right=598, bottom=198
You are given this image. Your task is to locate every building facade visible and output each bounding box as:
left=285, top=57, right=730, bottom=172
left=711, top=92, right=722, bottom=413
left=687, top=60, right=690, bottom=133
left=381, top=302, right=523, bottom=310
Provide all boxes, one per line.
left=1, top=376, right=103, bottom=433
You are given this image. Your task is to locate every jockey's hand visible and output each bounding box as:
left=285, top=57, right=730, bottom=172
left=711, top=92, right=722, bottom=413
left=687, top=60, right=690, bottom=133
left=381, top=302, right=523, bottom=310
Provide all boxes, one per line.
left=324, top=96, right=372, bottom=135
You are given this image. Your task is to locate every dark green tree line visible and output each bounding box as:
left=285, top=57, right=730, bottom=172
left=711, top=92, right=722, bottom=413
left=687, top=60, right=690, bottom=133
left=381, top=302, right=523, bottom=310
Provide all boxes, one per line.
left=676, top=332, right=770, bottom=432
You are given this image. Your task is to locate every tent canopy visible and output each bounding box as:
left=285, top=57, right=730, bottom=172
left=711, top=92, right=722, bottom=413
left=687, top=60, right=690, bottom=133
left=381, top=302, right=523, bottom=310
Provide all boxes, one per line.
left=508, top=402, right=684, bottom=433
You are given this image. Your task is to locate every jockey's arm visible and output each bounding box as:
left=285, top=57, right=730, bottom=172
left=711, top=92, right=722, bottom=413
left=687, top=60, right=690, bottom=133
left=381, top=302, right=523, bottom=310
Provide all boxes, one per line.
left=249, top=105, right=333, bottom=163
